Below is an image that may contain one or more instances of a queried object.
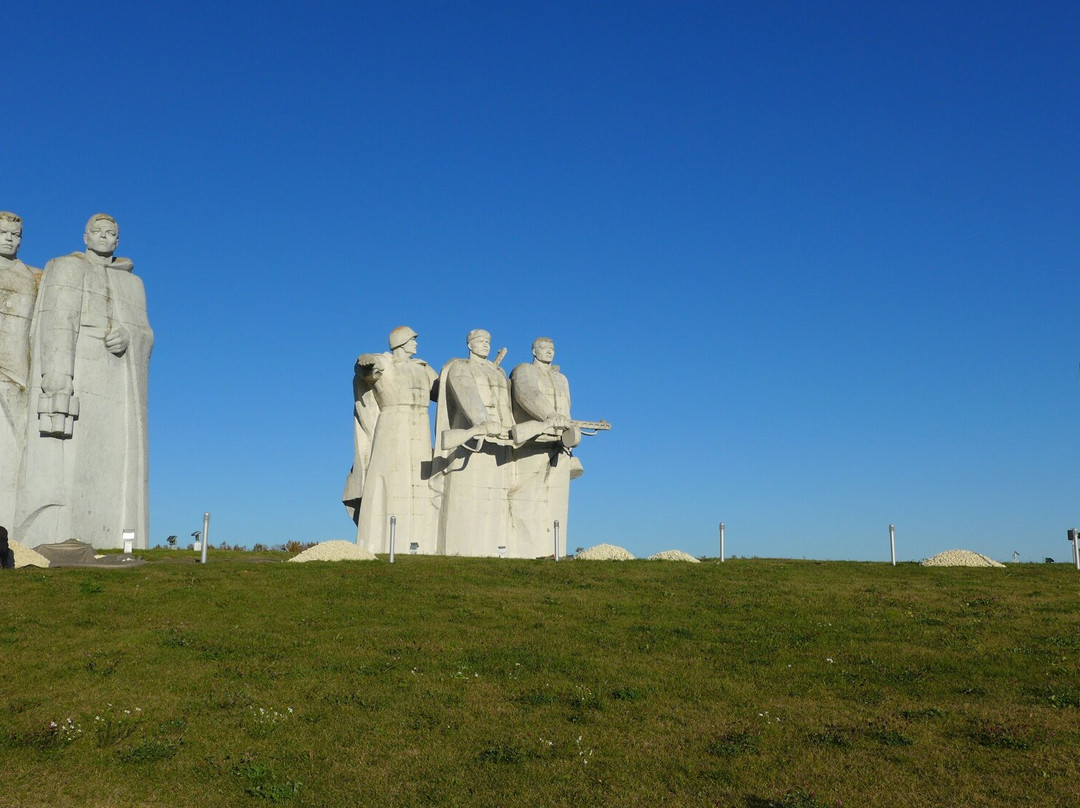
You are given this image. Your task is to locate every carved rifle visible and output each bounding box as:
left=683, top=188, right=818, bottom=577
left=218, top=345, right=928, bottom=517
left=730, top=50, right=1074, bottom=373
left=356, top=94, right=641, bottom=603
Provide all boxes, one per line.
left=441, top=425, right=514, bottom=452
left=510, top=419, right=611, bottom=449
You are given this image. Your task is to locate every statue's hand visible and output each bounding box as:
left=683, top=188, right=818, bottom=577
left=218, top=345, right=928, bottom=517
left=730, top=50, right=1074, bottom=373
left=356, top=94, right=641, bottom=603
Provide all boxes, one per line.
left=547, top=414, right=571, bottom=430
left=482, top=420, right=504, bottom=438
left=357, top=353, right=387, bottom=378
left=105, top=325, right=130, bottom=355
left=42, top=373, right=74, bottom=398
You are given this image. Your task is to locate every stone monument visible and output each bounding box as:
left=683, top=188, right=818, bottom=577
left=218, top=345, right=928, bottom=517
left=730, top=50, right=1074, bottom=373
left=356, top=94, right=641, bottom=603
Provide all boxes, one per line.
left=433, top=329, right=515, bottom=556
left=0, top=212, right=40, bottom=529
left=343, top=326, right=439, bottom=554
left=509, top=337, right=582, bottom=557
left=16, top=214, right=153, bottom=550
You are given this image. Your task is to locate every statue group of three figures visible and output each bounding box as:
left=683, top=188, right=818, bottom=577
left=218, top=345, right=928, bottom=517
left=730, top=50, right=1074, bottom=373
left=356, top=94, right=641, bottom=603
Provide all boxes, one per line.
left=343, top=327, right=608, bottom=559
left=0, top=212, right=152, bottom=550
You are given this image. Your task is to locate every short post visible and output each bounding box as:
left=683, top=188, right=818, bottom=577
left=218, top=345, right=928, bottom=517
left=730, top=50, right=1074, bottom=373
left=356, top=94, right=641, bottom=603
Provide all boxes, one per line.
left=200, top=512, right=209, bottom=564
left=889, top=524, right=896, bottom=566
left=389, top=515, right=397, bottom=563
left=719, top=522, right=725, bottom=562
left=554, top=520, right=561, bottom=562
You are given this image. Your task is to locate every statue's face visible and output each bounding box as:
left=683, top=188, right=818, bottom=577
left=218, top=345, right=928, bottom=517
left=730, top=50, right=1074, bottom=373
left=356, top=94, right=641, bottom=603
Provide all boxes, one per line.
left=468, top=333, right=491, bottom=359
left=403, top=336, right=418, bottom=356
left=84, top=218, right=119, bottom=254
left=533, top=341, right=555, bottom=363
left=0, top=220, right=22, bottom=259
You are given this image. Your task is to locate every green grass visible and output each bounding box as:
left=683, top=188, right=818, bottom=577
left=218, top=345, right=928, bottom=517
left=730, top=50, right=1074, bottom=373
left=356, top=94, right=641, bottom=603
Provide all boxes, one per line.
left=2, top=554, right=1079, bottom=806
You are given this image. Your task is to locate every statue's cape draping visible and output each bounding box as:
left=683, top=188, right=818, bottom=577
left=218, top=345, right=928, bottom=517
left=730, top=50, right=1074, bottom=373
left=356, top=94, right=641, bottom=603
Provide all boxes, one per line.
left=341, top=356, right=383, bottom=522
left=429, top=357, right=472, bottom=498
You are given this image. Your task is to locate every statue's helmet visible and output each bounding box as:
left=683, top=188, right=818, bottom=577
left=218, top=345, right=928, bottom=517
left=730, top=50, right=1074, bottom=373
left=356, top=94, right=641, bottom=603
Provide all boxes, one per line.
left=389, top=325, right=419, bottom=350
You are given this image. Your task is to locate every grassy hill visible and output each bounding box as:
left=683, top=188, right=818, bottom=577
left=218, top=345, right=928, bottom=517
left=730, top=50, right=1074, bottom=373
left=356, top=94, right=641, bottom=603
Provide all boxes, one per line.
left=2, top=553, right=1079, bottom=807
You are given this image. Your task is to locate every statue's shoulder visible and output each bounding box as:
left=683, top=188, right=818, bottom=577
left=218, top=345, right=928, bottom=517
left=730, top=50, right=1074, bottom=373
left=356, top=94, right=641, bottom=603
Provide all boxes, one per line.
left=441, top=357, right=467, bottom=375
left=42, top=252, right=89, bottom=282
left=45, top=252, right=86, bottom=268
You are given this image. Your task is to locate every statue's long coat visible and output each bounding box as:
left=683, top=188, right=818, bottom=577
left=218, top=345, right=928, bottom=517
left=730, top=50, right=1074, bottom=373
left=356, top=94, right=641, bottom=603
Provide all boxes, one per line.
left=17, top=252, right=152, bottom=549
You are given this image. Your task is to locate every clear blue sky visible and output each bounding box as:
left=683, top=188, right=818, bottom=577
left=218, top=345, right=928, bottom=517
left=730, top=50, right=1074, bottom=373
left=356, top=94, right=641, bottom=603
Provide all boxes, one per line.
left=9, top=1, right=1080, bottom=561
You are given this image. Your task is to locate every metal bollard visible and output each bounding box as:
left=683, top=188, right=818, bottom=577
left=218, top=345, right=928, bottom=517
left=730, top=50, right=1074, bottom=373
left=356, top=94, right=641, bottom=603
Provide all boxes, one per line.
left=201, top=512, right=209, bottom=564
left=554, top=520, right=560, bottom=562
left=719, top=522, right=725, bottom=562
left=389, top=515, right=397, bottom=563
left=889, top=524, right=896, bottom=566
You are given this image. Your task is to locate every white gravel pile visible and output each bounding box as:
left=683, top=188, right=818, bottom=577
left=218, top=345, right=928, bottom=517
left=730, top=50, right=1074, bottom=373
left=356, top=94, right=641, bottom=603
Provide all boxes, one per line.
left=287, top=540, right=378, bottom=563
left=10, top=540, right=50, bottom=568
left=921, top=549, right=1004, bottom=568
left=647, top=549, right=701, bottom=563
left=575, top=543, right=635, bottom=561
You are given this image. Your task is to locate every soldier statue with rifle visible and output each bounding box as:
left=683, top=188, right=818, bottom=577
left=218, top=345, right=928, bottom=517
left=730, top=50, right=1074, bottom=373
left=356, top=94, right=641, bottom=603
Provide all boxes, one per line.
left=509, top=337, right=608, bottom=557
left=433, top=329, right=516, bottom=556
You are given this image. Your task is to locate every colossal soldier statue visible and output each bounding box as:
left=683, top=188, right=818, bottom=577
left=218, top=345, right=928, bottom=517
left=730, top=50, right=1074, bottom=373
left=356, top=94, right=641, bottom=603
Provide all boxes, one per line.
left=433, top=329, right=515, bottom=556
left=0, top=212, right=40, bottom=528
left=509, top=337, right=580, bottom=557
left=343, top=325, right=439, bottom=554
left=17, top=214, right=153, bottom=550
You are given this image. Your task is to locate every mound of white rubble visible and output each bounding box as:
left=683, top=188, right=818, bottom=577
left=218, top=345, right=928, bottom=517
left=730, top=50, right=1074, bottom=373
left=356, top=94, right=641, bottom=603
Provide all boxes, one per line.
left=575, top=543, right=635, bottom=561
left=921, top=549, right=1004, bottom=568
left=287, top=540, right=378, bottom=563
left=647, top=549, right=700, bottom=562
left=10, top=540, right=50, bottom=568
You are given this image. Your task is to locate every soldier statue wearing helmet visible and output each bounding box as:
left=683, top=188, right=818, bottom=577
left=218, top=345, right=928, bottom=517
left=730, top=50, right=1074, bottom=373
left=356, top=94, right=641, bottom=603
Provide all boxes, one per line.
left=343, top=326, right=438, bottom=553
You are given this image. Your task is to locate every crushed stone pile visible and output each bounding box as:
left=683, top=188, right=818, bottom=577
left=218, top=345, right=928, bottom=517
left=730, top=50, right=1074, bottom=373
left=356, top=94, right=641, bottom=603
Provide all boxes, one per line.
left=575, top=543, right=635, bottom=561
left=287, top=540, right=378, bottom=563
left=10, top=540, right=50, bottom=568
left=647, top=549, right=701, bottom=562
left=921, top=549, right=1004, bottom=568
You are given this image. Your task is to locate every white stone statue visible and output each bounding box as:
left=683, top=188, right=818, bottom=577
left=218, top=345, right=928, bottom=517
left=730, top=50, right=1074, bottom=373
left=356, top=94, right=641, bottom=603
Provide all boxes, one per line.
left=433, top=329, right=514, bottom=556
left=0, top=212, right=41, bottom=529
left=16, top=214, right=153, bottom=549
left=509, top=337, right=581, bottom=557
left=342, top=326, right=439, bottom=554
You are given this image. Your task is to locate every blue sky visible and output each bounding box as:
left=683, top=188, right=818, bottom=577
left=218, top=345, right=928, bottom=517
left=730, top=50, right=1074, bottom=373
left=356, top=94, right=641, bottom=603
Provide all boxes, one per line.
left=8, top=1, right=1080, bottom=561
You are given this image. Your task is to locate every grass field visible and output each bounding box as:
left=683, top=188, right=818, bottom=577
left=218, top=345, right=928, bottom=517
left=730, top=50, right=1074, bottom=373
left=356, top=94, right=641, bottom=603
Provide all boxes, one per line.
left=2, top=553, right=1079, bottom=807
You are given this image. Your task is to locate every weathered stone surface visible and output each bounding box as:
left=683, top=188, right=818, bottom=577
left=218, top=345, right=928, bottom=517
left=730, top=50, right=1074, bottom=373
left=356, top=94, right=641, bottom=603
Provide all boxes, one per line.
left=16, top=215, right=153, bottom=550
left=433, top=329, right=514, bottom=557
left=509, top=337, right=576, bottom=558
left=0, top=212, right=40, bottom=529
left=343, top=326, right=438, bottom=554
